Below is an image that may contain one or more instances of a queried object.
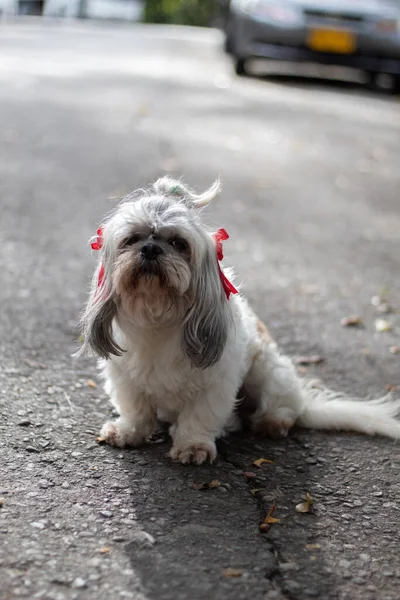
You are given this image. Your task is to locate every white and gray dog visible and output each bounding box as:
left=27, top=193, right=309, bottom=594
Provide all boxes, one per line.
left=79, top=177, right=400, bottom=464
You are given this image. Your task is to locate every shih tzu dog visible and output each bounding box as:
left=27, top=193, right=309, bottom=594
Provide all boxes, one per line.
left=79, top=178, right=400, bottom=464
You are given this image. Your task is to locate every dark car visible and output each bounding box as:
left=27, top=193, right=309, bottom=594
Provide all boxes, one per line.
left=223, top=0, right=400, bottom=88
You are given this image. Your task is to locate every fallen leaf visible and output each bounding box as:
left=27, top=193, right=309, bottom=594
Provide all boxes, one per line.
left=260, top=503, right=280, bottom=531
left=99, top=546, right=111, bottom=554
left=340, top=316, right=364, bottom=328
left=253, top=458, right=274, bottom=468
left=389, top=346, right=400, bottom=355
left=95, top=436, right=106, bottom=444
left=296, top=492, right=314, bottom=513
left=305, top=543, right=321, bottom=551
left=264, top=516, right=281, bottom=524
left=250, top=488, right=263, bottom=496
left=375, top=319, right=393, bottom=333
left=209, top=480, right=221, bottom=488
left=243, top=471, right=257, bottom=479
left=222, top=568, right=243, bottom=578
left=294, top=355, right=325, bottom=366
left=192, top=480, right=221, bottom=491
left=191, top=482, right=208, bottom=491
left=87, top=379, right=97, bottom=388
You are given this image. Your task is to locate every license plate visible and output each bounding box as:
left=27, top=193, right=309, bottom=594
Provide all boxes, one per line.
left=307, top=29, right=356, bottom=54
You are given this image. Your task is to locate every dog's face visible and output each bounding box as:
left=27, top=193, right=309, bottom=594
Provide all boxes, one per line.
left=80, top=178, right=231, bottom=369
left=109, top=196, right=197, bottom=326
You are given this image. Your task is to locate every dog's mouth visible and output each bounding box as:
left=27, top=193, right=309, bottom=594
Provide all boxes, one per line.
left=135, top=259, right=168, bottom=287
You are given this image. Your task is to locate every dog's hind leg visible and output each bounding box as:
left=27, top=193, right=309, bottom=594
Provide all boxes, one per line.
left=245, top=340, right=304, bottom=438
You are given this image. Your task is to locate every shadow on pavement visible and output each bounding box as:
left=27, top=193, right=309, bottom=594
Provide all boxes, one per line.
left=122, top=427, right=338, bottom=600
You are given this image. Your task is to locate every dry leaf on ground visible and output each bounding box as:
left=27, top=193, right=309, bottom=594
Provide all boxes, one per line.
left=209, top=480, right=221, bottom=488
left=264, top=515, right=281, bottom=524
left=87, top=379, right=97, bottom=388
left=260, top=503, right=280, bottom=531
left=243, top=471, right=257, bottom=479
left=250, top=488, right=263, bottom=496
left=375, top=319, right=393, bottom=333
left=222, top=568, right=243, bottom=578
left=296, top=492, right=314, bottom=513
left=99, top=546, right=111, bottom=554
left=253, top=458, right=274, bottom=467
left=389, top=346, right=400, bottom=354
left=192, top=480, right=221, bottom=491
left=305, top=543, right=321, bottom=551
left=340, top=316, right=364, bottom=328
left=294, top=355, right=325, bottom=366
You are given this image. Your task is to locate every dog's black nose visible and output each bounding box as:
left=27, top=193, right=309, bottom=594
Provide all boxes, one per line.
left=141, top=243, right=163, bottom=260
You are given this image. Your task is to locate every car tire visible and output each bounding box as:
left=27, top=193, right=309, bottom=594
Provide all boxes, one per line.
left=367, top=71, right=399, bottom=94
left=234, top=57, right=247, bottom=76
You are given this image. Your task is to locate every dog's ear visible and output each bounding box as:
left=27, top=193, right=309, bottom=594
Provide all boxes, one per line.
left=153, top=177, right=221, bottom=209
left=182, top=240, right=230, bottom=369
left=78, top=260, right=124, bottom=360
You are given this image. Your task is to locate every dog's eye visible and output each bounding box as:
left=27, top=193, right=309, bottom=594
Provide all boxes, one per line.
left=169, top=237, right=188, bottom=253
left=124, top=234, right=141, bottom=246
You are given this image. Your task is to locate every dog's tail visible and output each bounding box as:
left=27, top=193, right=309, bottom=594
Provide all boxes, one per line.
left=297, top=380, right=400, bottom=439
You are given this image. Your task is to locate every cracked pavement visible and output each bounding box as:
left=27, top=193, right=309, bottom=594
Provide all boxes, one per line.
left=0, top=20, right=400, bottom=600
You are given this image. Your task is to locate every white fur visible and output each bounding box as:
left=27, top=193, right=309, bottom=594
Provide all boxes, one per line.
left=80, top=178, right=400, bottom=465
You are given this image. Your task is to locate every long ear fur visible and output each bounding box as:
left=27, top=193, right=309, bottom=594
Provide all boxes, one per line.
left=182, top=240, right=230, bottom=369
left=153, top=177, right=221, bottom=209
left=78, top=261, right=124, bottom=360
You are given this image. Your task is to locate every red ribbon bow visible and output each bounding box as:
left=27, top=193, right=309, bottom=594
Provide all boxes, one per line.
left=213, top=228, right=238, bottom=300
left=91, top=227, right=105, bottom=289
left=91, top=227, right=103, bottom=251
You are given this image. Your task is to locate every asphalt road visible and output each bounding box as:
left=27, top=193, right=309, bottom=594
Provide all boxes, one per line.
left=1, top=20, right=400, bottom=600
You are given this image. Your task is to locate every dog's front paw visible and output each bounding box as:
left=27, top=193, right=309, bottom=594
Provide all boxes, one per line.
left=169, top=440, right=217, bottom=465
left=99, top=419, right=146, bottom=448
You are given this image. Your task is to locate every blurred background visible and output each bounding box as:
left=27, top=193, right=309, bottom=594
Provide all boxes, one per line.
left=0, top=0, right=399, bottom=360
left=1, top=3, right=400, bottom=599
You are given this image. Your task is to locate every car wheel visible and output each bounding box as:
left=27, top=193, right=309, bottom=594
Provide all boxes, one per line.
left=234, top=57, right=247, bottom=76
left=367, top=71, right=398, bottom=93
